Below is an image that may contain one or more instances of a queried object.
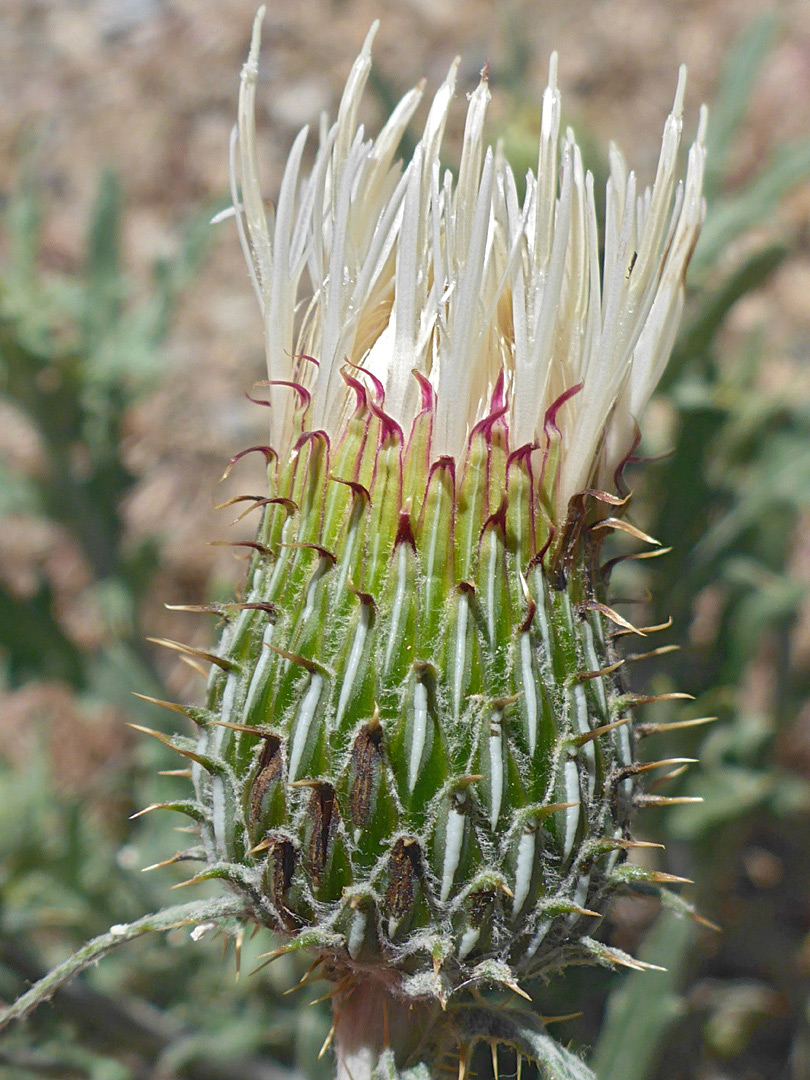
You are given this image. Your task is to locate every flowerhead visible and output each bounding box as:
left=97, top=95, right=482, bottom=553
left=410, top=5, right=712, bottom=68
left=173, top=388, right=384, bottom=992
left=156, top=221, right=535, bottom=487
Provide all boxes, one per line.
left=187, top=8, right=706, bottom=1010
left=233, top=10, right=705, bottom=527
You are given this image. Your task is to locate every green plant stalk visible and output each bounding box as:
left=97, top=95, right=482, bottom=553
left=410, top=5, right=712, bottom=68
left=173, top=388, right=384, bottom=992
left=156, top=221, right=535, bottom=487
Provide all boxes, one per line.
left=0, top=897, right=247, bottom=1032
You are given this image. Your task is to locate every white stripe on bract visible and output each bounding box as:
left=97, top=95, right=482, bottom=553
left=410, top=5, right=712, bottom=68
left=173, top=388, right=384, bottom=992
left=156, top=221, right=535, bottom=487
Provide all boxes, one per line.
left=513, top=828, right=535, bottom=914
left=348, top=907, right=367, bottom=959
left=519, top=631, right=538, bottom=756
left=383, top=542, right=410, bottom=675
left=582, top=621, right=608, bottom=713
left=334, top=604, right=371, bottom=728
left=568, top=872, right=591, bottom=925
left=408, top=679, right=429, bottom=791
left=524, top=917, right=552, bottom=961
left=483, top=514, right=500, bottom=644
left=244, top=620, right=276, bottom=719
left=287, top=672, right=324, bottom=782
left=529, top=565, right=551, bottom=653
left=236, top=14, right=704, bottom=514
left=488, top=714, right=504, bottom=829
left=572, top=684, right=596, bottom=800
left=563, top=758, right=580, bottom=859
left=440, top=803, right=466, bottom=901
left=452, top=591, right=470, bottom=721
left=458, top=926, right=481, bottom=960
left=212, top=671, right=239, bottom=858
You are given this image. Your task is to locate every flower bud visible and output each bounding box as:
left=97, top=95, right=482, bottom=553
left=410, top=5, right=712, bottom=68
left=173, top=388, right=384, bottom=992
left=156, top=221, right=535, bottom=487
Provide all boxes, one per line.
left=159, top=9, right=706, bottom=1072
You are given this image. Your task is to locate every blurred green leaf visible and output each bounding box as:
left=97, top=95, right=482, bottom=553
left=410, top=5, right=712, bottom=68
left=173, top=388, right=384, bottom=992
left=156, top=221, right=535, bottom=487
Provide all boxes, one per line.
left=82, top=169, right=125, bottom=351
left=668, top=242, right=788, bottom=385
left=4, top=169, right=42, bottom=286
left=703, top=15, right=778, bottom=195
left=0, top=168, right=214, bottom=696
left=667, top=766, right=773, bottom=840
left=693, top=139, right=810, bottom=276
left=691, top=433, right=810, bottom=571
left=591, top=912, right=694, bottom=1080
left=0, top=581, right=85, bottom=687
left=0, top=465, right=41, bottom=517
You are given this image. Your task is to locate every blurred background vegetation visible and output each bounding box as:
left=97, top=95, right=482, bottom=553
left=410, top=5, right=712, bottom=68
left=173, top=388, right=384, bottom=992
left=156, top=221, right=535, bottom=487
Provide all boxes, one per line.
left=1, top=3, right=809, bottom=1079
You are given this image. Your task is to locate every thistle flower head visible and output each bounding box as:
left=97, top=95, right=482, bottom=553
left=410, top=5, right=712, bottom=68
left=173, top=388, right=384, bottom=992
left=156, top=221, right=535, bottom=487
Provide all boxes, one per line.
left=170, top=13, right=707, bottom=1071
left=235, top=11, right=705, bottom=521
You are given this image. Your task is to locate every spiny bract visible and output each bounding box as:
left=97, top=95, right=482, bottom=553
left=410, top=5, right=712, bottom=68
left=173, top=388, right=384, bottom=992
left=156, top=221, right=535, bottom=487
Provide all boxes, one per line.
left=154, top=8, right=706, bottom=1015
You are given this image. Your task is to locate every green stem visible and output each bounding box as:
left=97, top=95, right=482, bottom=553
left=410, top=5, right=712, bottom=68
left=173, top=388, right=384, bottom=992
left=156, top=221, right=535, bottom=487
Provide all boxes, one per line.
left=0, top=897, right=247, bottom=1032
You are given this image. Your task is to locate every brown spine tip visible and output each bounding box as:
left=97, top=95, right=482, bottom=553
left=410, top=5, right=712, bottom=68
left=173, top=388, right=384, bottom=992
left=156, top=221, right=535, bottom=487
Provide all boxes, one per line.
left=208, top=539, right=272, bottom=558
left=145, top=637, right=238, bottom=673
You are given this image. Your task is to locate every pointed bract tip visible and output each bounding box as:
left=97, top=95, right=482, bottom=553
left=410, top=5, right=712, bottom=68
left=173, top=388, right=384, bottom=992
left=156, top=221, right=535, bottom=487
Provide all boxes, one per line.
left=548, top=51, right=558, bottom=92
left=127, top=722, right=161, bottom=738
left=505, top=980, right=532, bottom=1002
left=247, top=8, right=265, bottom=72
left=131, top=692, right=192, bottom=718
left=362, top=19, right=380, bottom=55
left=538, top=1011, right=584, bottom=1026
left=673, top=64, right=687, bottom=119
